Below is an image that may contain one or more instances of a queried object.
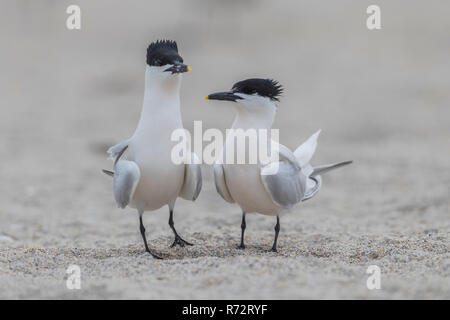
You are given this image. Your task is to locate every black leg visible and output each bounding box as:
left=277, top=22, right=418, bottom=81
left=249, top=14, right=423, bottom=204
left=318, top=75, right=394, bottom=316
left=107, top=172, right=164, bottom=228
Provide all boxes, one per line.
left=270, top=215, right=280, bottom=252
left=238, top=212, right=246, bottom=249
left=139, top=215, right=162, bottom=259
left=169, top=209, right=193, bottom=247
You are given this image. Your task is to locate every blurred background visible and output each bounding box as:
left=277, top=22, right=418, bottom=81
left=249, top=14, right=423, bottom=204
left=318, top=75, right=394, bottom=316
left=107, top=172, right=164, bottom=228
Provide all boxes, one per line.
left=0, top=0, right=448, bottom=299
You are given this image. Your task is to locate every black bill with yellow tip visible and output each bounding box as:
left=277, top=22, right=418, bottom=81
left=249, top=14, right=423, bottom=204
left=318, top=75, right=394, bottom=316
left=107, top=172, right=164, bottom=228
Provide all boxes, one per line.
left=204, top=91, right=241, bottom=102
left=165, top=61, right=191, bottom=74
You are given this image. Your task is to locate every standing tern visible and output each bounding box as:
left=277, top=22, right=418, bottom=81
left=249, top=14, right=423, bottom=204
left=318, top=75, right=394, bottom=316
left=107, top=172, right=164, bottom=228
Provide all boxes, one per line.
left=205, top=78, right=351, bottom=252
left=103, top=40, right=202, bottom=258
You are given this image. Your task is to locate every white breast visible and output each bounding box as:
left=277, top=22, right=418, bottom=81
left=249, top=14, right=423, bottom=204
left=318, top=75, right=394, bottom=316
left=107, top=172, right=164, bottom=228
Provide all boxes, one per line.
left=222, top=136, right=282, bottom=216
left=127, top=72, right=185, bottom=212
left=129, top=133, right=184, bottom=211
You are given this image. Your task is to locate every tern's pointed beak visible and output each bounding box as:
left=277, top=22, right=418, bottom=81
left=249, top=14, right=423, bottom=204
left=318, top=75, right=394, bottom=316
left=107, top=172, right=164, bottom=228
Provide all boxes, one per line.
left=204, top=91, right=240, bottom=102
left=165, top=62, right=191, bottom=74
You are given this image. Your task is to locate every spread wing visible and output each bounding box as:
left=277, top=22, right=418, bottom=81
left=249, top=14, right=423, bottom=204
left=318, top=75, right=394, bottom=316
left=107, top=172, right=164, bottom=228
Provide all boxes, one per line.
left=213, top=162, right=235, bottom=203
left=179, top=152, right=202, bottom=201
left=260, top=144, right=307, bottom=209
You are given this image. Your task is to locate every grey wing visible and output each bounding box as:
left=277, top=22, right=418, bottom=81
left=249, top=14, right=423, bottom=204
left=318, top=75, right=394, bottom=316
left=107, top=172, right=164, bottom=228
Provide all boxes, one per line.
left=260, top=145, right=306, bottom=209
left=113, top=159, right=140, bottom=209
left=261, top=161, right=307, bottom=209
left=179, top=153, right=202, bottom=201
left=213, top=163, right=235, bottom=203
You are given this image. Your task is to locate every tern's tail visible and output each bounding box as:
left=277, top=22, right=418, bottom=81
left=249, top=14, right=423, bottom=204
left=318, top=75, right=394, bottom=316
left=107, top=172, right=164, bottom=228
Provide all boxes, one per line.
left=302, top=161, right=352, bottom=202
left=294, top=130, right=352, bottom=201
left=310, top=160, right=353, bottom=177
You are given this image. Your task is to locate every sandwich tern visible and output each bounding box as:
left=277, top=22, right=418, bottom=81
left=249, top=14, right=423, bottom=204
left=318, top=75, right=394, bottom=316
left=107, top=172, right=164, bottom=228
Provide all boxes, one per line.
left=205, top=78, right=351, bottom=252
left=103, top=40, right=201, bottom=258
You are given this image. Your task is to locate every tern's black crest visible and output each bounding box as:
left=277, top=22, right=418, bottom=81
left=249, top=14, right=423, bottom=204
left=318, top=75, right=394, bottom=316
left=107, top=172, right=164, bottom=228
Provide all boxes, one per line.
left=231, top=78, right=283, bottom=101
left=146, top=40, right=183, bottom=67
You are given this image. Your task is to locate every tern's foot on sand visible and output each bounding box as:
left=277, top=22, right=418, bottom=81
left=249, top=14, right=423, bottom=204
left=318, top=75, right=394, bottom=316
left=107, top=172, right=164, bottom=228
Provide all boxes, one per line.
left=269, top=247, right=278, bottom=253
left=170, top=235, right=193, bottom=248
left=237, top=244, right=245, bottom=250
left=146, top=249, right=163, bottom=259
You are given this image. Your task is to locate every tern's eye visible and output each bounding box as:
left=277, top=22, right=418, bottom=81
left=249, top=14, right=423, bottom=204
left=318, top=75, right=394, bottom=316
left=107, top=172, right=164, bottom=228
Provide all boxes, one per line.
left=153, top=59, right=162, bottom=66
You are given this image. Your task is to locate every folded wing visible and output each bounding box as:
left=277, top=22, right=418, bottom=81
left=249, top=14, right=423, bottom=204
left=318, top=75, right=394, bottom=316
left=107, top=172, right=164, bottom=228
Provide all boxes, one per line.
left=213, top=162, right=235, bottom=203
left=260, top=144, right=307, bottom=209
left=179, top=152, right=202, bottom=201
left=113, top=159, right=140, bottom=208
left=104, top=141, right=140, bottom=209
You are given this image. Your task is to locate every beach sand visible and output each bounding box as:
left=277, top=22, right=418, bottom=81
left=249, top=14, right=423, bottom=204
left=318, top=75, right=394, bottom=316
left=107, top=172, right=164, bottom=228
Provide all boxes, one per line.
left=0, top=0, right=448, bottom=299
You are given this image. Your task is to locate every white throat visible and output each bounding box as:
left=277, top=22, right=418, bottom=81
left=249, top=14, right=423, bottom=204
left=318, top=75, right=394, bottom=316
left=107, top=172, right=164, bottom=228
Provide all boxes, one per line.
left=136, top=65, right=182, bottom=127
left=232, top=97, right=277, bottom=130
left=133, top=65, right=183, bottom=139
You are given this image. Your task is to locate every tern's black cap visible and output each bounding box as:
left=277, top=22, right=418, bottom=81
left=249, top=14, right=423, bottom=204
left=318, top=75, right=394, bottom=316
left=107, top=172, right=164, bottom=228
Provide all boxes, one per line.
left=231, top=78, right=283, bottom=101
left=146, top=40, right=183, bottom=67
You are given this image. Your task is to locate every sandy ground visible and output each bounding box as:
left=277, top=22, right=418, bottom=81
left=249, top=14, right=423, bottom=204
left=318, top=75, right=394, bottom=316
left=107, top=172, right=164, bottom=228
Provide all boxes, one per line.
left=0, top=1, right=449, bottom=299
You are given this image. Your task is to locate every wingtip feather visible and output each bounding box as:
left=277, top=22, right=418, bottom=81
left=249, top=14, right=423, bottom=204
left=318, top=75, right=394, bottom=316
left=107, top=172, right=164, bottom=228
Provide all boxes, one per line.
left=102, top=169, right=114, bottom=177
